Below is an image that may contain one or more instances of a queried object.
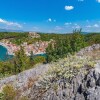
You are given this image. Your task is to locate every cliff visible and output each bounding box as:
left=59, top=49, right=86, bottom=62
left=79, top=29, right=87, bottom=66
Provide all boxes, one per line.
left=29, top=62, right=100, bottom=100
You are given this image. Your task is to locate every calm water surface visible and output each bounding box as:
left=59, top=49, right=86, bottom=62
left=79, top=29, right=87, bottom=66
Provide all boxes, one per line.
left=0, top=45, right=13, bottom=61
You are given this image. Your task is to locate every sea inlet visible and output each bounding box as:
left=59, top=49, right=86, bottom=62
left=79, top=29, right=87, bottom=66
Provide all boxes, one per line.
left=0, top=45, right=13, bottom=61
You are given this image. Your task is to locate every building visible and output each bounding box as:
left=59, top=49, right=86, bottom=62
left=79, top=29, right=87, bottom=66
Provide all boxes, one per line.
left=29, top=32, right=40, bottom=38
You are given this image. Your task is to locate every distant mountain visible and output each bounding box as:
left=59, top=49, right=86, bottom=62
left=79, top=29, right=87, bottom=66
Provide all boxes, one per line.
left=81, top=32, right=89, bottom=34
left=0, top=28, right=24, bottom=32
left=82, top=32, right=100, bottom=34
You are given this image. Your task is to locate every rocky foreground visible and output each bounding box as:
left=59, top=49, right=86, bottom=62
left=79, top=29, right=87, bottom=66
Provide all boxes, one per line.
left=29, top=62, right=100, bottom=100
left=0, top=64, right=50, bottom=94
left=0, top=44, right=100, bottom=100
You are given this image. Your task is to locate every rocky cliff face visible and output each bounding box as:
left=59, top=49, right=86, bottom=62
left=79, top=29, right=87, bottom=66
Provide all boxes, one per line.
left=28, top=62, right=100, bottom=100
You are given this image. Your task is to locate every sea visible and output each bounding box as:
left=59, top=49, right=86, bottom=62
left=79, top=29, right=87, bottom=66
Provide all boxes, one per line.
left=0, top=45, right=13, bottom=61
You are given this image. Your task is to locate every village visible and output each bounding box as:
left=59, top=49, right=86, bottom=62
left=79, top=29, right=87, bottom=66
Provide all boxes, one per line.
left=0, top=32, right=51, bottom=56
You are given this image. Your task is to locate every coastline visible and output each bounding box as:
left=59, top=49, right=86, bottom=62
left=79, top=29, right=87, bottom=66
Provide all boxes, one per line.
left=0, top=42, right=46, bottom=56
left=0, top=42, right=14, bottom=55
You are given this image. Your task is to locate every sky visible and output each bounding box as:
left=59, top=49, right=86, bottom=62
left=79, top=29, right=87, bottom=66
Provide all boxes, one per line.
left=0, top=0, right=100, bottom=33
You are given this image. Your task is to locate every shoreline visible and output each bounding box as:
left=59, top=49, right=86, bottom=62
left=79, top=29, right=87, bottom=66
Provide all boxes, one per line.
left=0, top=42, right=14, bottom=55
left=0, top=42, right=46, bottom=56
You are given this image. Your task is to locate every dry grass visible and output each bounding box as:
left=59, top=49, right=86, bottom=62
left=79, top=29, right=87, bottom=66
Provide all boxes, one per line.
left=84, top=49, right=100, bottom=60
left=27, top=77, right=39, bottom=89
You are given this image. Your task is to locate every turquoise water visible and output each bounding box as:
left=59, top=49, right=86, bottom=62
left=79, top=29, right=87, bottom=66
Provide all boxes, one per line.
left=0, top=45, right=13, bottom=61
left=34, top=54, right=47, bottom=58
left=0, top=45, right=46, bottom=61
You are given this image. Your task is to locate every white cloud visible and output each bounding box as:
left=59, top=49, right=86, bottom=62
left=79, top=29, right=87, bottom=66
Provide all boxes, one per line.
left=86, top=24, right=99, bottom=28
left=72, top=24, right=81, bottom=29
left=54, top=26, right=63, bottom=30
left=93, top=24, right=99, bottom=27
left=47, top=18, right=56, bottom=22
left=74, top=23, right=78, bottom=26
left=96, top=0, right=100, bottom=3
left=48, top=18, right=52, bottom=22
left=75, top=25, right=80, bottom=29
left=0, top=18, right=22, bottom=28
left=86, top=25, right=92, bottom=28
left=65, top=22, right=72, bottom=25
left=65, top=6, right=74, bottom=11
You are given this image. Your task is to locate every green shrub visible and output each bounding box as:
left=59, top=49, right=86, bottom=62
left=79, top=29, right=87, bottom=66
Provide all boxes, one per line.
left=20, top=96, right=29, bottom=100
left=2, top=85, right=16, bottom=100
left=33, top=56, right=46, bottom=64
left=0, top=92, right=4, bottom=100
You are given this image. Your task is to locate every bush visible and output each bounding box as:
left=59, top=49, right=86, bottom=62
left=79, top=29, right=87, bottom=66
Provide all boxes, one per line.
left=2, top=85, right=16, bottom=100
left=20, top=96, right=29, bottom=100
left=33, top=56, right=46, bottom=64
left=0, top=92, right=4, bottom=100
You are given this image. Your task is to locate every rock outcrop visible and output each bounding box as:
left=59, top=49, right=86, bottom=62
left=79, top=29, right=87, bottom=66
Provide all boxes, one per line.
left=77, top=44, right=100, bottom=56
left=0, top=64, right=50, bottom=95
left=29, top=63, right=100, bottom=100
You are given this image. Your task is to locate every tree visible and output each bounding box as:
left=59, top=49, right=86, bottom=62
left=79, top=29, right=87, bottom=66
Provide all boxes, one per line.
left=71, top=29, right=86, bottom=52
left=13, top=46, right=30, bottom=73
left=29, top=51, right=34, bottom=65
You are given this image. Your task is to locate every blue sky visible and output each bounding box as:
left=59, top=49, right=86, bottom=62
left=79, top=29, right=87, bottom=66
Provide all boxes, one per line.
left=0, top=0, right=100, bottom=33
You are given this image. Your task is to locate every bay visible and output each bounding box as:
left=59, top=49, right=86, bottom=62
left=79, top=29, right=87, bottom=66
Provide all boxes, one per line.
left=0, top=45, right=13, bottom=61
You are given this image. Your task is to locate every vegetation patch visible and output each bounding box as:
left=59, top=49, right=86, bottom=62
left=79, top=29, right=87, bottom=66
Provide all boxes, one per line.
left=38, top=54, right=96, bottom=91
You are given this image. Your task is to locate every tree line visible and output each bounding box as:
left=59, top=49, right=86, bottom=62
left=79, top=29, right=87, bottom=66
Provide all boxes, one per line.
left=46, top=30, right=100, bottom=62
